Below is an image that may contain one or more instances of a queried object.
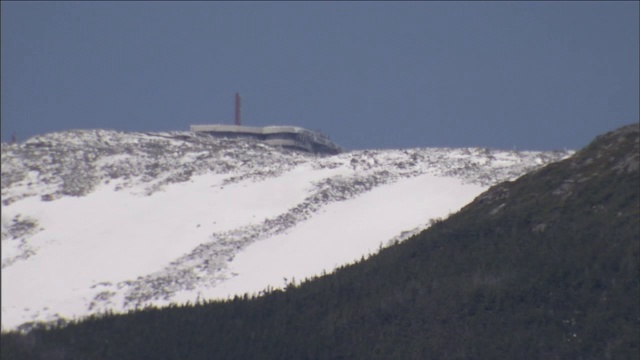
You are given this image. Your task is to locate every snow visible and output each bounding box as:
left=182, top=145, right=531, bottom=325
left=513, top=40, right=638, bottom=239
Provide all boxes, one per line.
left=1, top=170, right=482, bottom=329
left=1, top=130, right=572, bottom=331
left=1, top=168, right=334, bottom=328
left=192, top=173, right=484, bottom=300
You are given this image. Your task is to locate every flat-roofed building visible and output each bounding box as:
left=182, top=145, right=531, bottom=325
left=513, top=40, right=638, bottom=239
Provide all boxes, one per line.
left=190, top=124, right=342, bottom=155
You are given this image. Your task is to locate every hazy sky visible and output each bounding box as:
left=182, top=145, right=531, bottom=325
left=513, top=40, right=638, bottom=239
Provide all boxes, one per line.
left=2, top=1, right=638, bottom=151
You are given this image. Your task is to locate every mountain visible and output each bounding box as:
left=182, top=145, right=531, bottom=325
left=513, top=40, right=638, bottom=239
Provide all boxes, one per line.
left=1, top=124, right=637, bottom=359
left=1, top=129, right=569, bottom=332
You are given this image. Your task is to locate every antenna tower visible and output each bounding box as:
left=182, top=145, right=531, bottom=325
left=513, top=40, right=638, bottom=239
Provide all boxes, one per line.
left=235, top=92, right=242, bottom=126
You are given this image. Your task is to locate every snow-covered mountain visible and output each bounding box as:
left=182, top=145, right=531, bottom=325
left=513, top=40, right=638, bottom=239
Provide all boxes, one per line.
left=1, top=129, right=571, bottom=331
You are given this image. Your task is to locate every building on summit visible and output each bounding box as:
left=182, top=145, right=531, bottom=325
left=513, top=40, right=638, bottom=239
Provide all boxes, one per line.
left=190, top=93, right=342, bottom=155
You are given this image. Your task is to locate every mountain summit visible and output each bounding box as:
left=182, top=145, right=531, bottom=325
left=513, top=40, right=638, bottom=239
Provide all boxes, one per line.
left=1, top=124, right=638, bottom=359
left=2, top=129, right=569, bottom=330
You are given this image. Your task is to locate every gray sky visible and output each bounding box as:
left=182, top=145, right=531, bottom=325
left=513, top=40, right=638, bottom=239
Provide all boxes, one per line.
left=2, top=1, right=638, bottom=151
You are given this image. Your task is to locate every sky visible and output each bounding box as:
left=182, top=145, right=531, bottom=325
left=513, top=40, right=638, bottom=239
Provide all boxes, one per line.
left=1, top=1, right=638, bottom=151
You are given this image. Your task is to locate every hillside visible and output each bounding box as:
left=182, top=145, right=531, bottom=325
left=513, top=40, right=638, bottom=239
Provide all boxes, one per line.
left=2, top=124, right=637, bottom=359
left=1, top=130, right=568, bottom=331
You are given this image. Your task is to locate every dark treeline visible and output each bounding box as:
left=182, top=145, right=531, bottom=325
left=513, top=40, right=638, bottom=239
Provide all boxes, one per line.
left=2, top=125, right=639, bottom=359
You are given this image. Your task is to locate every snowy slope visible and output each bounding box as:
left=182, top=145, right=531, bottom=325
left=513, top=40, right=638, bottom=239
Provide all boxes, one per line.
left=1, top=130, right=571, bottom=330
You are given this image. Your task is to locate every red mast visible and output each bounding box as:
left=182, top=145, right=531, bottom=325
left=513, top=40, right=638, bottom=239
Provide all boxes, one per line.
left=235, top=92, right=242, bottom=126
